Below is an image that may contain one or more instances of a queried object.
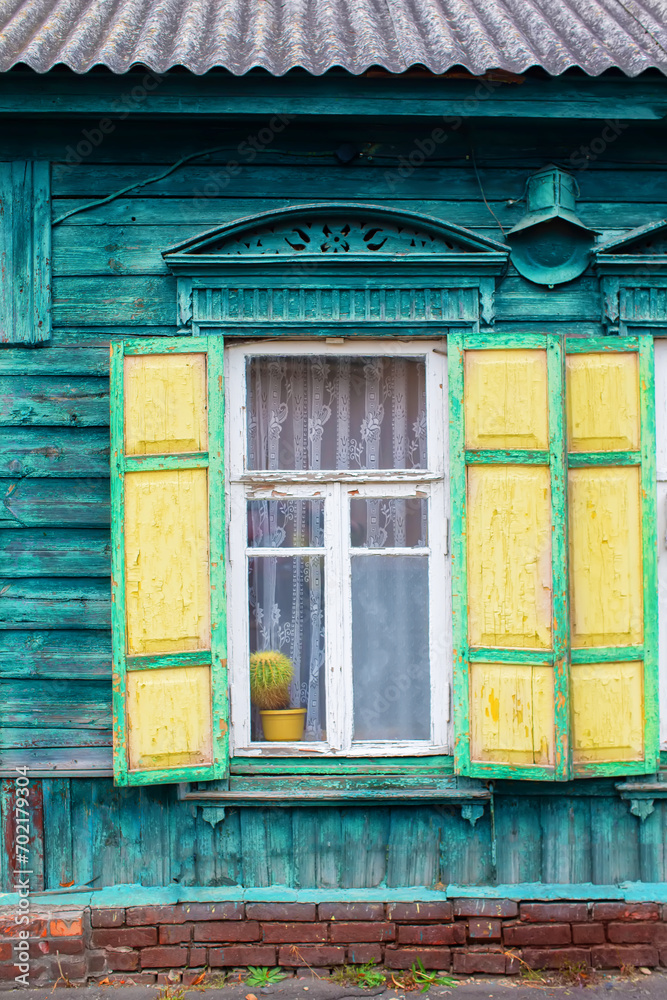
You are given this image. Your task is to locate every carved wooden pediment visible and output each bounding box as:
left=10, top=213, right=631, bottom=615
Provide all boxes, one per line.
left=595, top=220, right=667, bottom=333
left=163, top=203, right=508, bottom=273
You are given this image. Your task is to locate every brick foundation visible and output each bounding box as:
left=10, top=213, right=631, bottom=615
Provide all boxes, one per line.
left=2, top=899, right=667, bottom=987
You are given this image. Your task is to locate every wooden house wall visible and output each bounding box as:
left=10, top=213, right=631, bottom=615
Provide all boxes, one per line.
left=2, top=114, right=667, bottom=891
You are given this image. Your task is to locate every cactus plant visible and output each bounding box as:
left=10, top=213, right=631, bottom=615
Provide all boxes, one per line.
left=249, top=650, right=294, bottom=710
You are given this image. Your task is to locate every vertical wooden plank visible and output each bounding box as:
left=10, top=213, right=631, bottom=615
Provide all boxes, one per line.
left=440, top=805, right=493, bottom=886
left=540, top=796, right=592, bottom=883
left=110, top=342, right=128, bottom=784
left=448, top=333, right=470, bottom=774
left=386, top=808, right=440, bottom=888
left=240, top=808, right=293, bottom=887
left=590, top=796, right=639, bottom=884
left=639, top=334, right=660, bottom=770
left=494, top=795, right=542, bottom=884
left=42, top=778, right=73, bottom=889
left=548, top=335, right=570, bottom=781
left=0, top=776, right=45, bottom=892
left=0, top=161, right=51, bottom=344
left=70, top=779, right=95, bottom=887
left=340, top=808, right=389, bottom=889
left=638, top=803, right=666, bottom=883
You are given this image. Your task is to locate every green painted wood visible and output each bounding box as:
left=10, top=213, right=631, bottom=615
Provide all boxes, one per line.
left=0, top=578, right=110, bottom=629
left=566, top=336, right=639, bottom=353
left=53, top=276, right=174, bottom=328
left=0, top=376, right=109, bottom=426
left=0, top=428, right=110, bottom=479
left=0, top=630, right=111, bottom=679
left=570, top=646, right=644, bottom=665
left=123, top=453, right=208, bottom=472
left=1, top=727, right=112, bottom=749
left=42, top=779, right=73, bottom=889
left=230, top=757, right=455, bottom=775
left=0, top=347, right=109, bottom=376
left=126, top=650, right=212, bottom=671
left=0, top=528, right=110, bottom=576
left=465, top=449, right=550, bottom=465
left=2, top=678, right=111, bottom=728
left=468, top=648, right=554, bottom=665
left=568, top=451, right=641, bottom=467
left=0, top=161, right=51, bottom=344
left=1, top=479, right=110, bottom=529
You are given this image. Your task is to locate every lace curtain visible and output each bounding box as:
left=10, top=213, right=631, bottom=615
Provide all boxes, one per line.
left=246, top=356, right=428, bottom=742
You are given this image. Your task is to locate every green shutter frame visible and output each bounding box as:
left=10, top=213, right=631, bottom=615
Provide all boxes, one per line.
left=110, top=337, right=228, bottom=786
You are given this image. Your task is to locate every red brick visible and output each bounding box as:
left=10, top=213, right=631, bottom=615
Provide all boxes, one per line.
left=278, top=945, right=346, bottom=967
left=330, top=922, right=395, bottom=943
left=397, top=924, right=465, bottom=946
left=0, top=917, right=47, bottom=938
left=607, top=921, right=656, bottom=944
left=194, top=921, right=260, bottom=942
left=189, top=947, right=207, bottom=966
left=523, top=947, right=591, bottom=970
left=652, top=925, right=667, bottom=948
left=160, top=924, right=192, bottom=944
left=182, top=969, right=207, bottom=985
left=262, top=923, right=327, bottom=944
left=49, top=918, right=82, bottom=937
left=92, top=927, right=157, bottom=948
left=140, top=946, right=188, bottom=968
left=181, top=902, right=244, bottom=922
left=387, top=902, right=453, bottom=922
left=573, top=923, right=605, bottom=945
left=385, top=947, right=451, bottom=970
left=594, top=902, right=659, bottom=922
left=50, top=938, right=84, bottom=955
left=592, top=944, right=658, bottom=968
left=661, top=949, right=667, bottom=968
left=347, top=944, right=383, bottom=964
left=505, top=953, right=522, bottom=975
left=127, top=905, right=187, bottom=926
left=504, top=923, right=571, bottom=946
left=87, top=953, right=109, bottom=976
left=208, top=946, right=276, bottom=967
left=157, top=972, right=182, bottom=985
left=91, top=908, right=125, bottom=929
left=453, top=951, right=505, bottom=975
left=245, top=903, right=316, bottom=921
left=105, top=973, right=156, bottom=984
left=51, top=956, right=87, bottom=981
left=319, top=903, right=384, bottom=921
left=0, top=942, right=11, bottom=961
left=452, top=899, right=518, bottom=918
left=520, top=903, right=588, bottom=923
left=106, top=948, right=139, bottom=972
left=468, top=918, right=501, bottom=941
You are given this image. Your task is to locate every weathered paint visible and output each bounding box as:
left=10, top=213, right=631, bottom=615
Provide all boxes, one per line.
left=569, top=466, right=643, bottom=648
left=467, top=464, right=552, bottom=649
left=124, top=353, right=208, bottom=456
left=571, top=661, right=644, bottom=763
left=470, top=663, right=553, bottom=765
left=566, top=352, right=640, bottom=452
left=464, top=348, right=549, bottom=450
left=124, top=469, right=210, bottom=654
left=127, top=664, right=212, bottom=770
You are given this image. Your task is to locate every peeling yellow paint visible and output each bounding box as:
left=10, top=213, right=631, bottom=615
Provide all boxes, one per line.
left=124, top=469, right=210, bottom=655
left=470, top=663, right=553, bottom=764
left=566, top=352, right=640, bottom=452
left=127, top=665, right=212, bottom=770
left=467, top=465, right=552, bottom=649
left=124, top=353, right=208, bottom=455
left=571, top=662, right=644, bottom=763
left=569, top=466, right=643, bottom=647
left=464, top=349, right=549, bottom=449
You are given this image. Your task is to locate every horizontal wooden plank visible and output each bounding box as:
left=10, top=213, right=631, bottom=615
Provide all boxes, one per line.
left=0, top=578, right=110, bottom=629
left=230, top=756, right=455, bottom=775
left=49, top=162, right=667, bottom=203
left=0, top=629, right=111, bottom=678
left=0, top=346, right=110, bottom=376
left=0, top=529, right=110, bottom=576
left=2, top=677, right=111, bottom=729
left=53, top=275, right=174, bottom=327
left=0, top=727, right=112, bottom=749
left=0, top=746, right=112, bottom=775
left=0, top=428, right=110, bottom=478
left=0, top=376, right=109, bottom=426
left=1, top=479, right=110, bottom=528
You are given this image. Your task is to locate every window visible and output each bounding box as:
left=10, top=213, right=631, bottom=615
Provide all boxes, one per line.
left=227, top=341, right=450, bottom=756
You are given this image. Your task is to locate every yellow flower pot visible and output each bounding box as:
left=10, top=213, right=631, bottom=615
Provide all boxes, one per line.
left=260, top=708, right=307, bottom=742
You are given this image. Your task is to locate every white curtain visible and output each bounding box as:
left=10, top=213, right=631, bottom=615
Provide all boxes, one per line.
left=247, top=356, right=427, bottom=742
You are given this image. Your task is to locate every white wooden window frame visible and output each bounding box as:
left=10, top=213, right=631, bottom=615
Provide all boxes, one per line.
left=226, top=339, right=451, bottom=757
left=655, top=338, right=667, bottom=749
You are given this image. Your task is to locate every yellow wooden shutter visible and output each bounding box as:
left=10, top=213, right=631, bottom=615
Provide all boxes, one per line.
left=110, top=338, right=228, bottom=785
left=450, top=333, right=658, bottom=780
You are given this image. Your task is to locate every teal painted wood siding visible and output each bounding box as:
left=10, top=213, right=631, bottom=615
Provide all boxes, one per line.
left=1, top=112, right=667, bottom=890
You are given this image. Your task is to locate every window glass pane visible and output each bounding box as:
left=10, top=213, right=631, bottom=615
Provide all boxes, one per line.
left=350, top=497, right=428, bottom=548
left=248, top=499, right=325, bottom=548
left=248, top=555, right=325, bottom=741
left=351, top=555, right=430, bottom=740
left=247, top=356, right=427, bottom=471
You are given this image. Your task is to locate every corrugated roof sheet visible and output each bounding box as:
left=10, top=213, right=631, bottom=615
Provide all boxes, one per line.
left=1, top=0, right=666, bottom=77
